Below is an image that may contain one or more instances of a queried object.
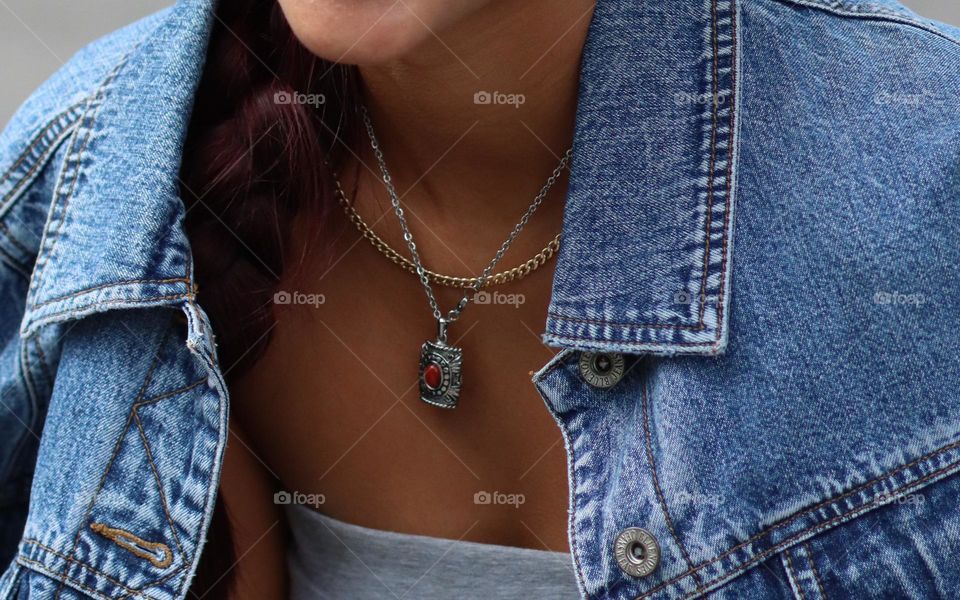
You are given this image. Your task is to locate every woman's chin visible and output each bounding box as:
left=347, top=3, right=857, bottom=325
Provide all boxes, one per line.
left=277, top=0, right=465, bottom=66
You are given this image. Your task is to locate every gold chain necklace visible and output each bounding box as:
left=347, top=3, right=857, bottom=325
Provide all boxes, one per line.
left=332, top=175, right=562, bottom=290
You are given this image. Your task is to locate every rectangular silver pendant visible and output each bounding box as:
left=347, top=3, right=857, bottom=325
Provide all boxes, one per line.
left=418, top=339, right=463, bottom=409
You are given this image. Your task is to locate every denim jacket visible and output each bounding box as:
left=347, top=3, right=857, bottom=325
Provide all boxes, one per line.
left=1, top=0, right=959, bottom=598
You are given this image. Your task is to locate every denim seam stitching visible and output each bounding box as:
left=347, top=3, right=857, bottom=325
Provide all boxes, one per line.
left=545, top=332, right=723, bottom=351
left=30, top=277, right=191, bottom=310
left=53, top=325, right=167, bottom=599
left=641, top=381, right=705, bottom=592
left=782, top=548, right=806, bottom=600
left=17, top=556, right=123, bottom=600
left=106, top=386, right=211, bottom=594
left=547, top=0, right=738, bottom=342
left=0, top=104, right=83, bottom=188
left=548, top=314, right=708, bottom=331
left=136, top=379, right=208, bottom=408
left=535, top=363, right=594, bottom=599
left=696, top=0, right=724, bottom=328
left=41, top=335, right=203, bottom=600
left=132, top=410, right=187, bottom=558
left=633, top=437, right=960, bottom=598
left=170, top=306, right=228, bottom=600
left=0, top=103, right=86, bottom=211
left=672, top=459, right=960, bottom=600
left=562, top=420, right=594, bottom=599
left=715, top=0, right=738, bottom=343
left=21, top=541, right=159, bottom=597
left=708, top=436, right=960, bottom=561
left=0, top=243, right=29, bottom=279
left=0, top=219, right=31, bottom=258
left=22, top=97, right=99, bottom=310
left=802, top=542, right=828, bottom=599
left=29, top=293, right=193, bottom=329
left=18, top=551, right=185, bottom=600
left=27, top=52, right=132, bottom=312
left=120, top=566, right=189, bottom=600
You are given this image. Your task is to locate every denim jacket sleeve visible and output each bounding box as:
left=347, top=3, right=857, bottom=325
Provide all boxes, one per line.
left=0, top=34, right=131, bottom=562
left=0, top=6, right=230, bottom=598
left=0, top=8, right=172, bottom=565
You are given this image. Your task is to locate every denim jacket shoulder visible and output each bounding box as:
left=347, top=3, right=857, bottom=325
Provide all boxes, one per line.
left=0, top=5, right=198, bottom=332
left=1, top=0, right=959, bottom=599
left=0, top=5, right=226, bottom=599
left=0, top=8, right=166, bottom=284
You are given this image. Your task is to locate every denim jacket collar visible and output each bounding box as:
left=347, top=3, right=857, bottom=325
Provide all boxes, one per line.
left=546, top=0, right=740, bottom=356
left=20, top=0, right=214, bottom=336
left=22, top=0, right=740, bottom=357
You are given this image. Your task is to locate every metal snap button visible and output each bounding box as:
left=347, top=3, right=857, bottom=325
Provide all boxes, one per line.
left=578, top=352, right=625, bottom=389
left=614, top=527, right=660, bottom=577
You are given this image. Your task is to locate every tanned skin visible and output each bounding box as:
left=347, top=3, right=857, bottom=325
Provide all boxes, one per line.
left=219, top=1, right=596, bottom=596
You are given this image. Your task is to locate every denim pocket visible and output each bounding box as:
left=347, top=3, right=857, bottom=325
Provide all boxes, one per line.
left=10, top=308, right=226, bottom=600
left=777, top=468, right=960, bottom=600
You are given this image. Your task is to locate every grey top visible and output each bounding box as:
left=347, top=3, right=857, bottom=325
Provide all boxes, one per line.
left=284, top=503, right=580, bottom=600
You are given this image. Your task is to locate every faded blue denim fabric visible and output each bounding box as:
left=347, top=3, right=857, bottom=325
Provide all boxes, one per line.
left=0, top=0, right=959, bottom=598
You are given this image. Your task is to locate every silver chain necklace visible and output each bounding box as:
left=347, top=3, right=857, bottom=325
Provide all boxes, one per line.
left=360, top=106, right=572, bottom=408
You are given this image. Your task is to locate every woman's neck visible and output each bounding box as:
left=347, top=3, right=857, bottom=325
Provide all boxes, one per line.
left=355, top=0, right=595, bottom=216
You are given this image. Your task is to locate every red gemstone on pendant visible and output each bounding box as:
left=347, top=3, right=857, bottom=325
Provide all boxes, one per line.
left=423, top=362, right=442, bottom=390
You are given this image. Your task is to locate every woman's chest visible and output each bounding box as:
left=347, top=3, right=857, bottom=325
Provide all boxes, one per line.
left=231, top=235, right=571, bottom=552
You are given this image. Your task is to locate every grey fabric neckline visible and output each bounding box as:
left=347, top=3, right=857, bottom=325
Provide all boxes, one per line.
left=284, top=503, right=580, bottom=600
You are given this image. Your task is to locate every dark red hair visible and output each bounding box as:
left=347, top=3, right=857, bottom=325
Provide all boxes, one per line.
left=179, top=0, right=360, bottom=595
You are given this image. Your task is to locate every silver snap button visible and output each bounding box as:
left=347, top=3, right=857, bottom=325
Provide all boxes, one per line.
left=614, top=527, right=660, bottom=577
left=578, top=352, right=625, bottom=389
